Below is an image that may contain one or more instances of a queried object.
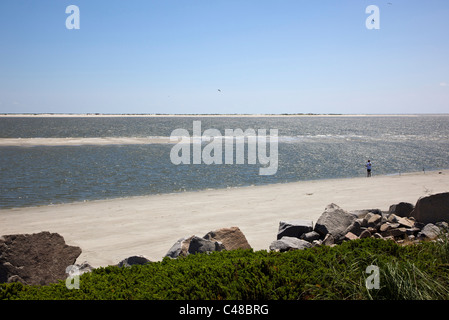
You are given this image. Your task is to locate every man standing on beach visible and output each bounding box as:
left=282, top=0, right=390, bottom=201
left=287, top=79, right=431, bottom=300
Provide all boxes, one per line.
left=366, top=160, right=372, bottom=177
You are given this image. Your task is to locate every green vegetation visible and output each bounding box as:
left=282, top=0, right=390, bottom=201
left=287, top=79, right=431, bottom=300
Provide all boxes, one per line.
left=2, top=237, right=449, bottom=300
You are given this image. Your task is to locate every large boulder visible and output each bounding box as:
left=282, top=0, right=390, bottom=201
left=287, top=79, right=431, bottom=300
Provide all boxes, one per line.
left=276, top=220, right=313, bottom=240
left=269, top=237, right=312, bottom=252
left=314, top=204, right=356, bottom=243
left=410, top=192, right=449, bottom=224
left=389, top=202, right=414, bottom=218
left=0, top=231, right=82, bottom=285
left=203, top=227, right=251, bottom=251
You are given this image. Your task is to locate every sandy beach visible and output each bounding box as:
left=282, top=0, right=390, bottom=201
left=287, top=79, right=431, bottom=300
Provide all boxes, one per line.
left=1, top=170, right=448, bottom=268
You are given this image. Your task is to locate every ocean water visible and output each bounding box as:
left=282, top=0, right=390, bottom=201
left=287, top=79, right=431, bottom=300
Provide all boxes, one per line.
left=1, top=115, right=448, bottom=209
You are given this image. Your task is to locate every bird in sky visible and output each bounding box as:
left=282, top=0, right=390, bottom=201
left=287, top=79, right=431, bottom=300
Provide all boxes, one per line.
left=217, top=89, right=222, bottom=92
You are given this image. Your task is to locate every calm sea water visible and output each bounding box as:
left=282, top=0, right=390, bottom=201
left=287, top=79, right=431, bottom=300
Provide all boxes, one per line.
left=1, top=115, right=448, bottom=209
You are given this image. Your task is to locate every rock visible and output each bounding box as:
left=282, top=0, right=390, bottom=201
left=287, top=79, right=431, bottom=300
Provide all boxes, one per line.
left=72, top=261, right=94, bottom=274
left=0, top=231, right=82, bottom=286
left=300, top=231, right=321, bottom=242
left=418, top=223, right=441, bottom=240
left=165, top=236, right=194, bottom=258
left=436, top=221, right=449, bottom=231
left=117, top=255, right=150, bottom=268
left=360, top=229, right=371, bottom=239
left=277, top=220, right=313, bottom=240
left=389, top=202, right=414, bottom=217
left=410, top=192, right=449, bottom=224
left=203, top=227, right=251, bottom=251
left=387, top=214, right=399, bottom=223
left=396, top=217, right=415, bottom=228
left=380, top=222, right=396, bottom=233
left=414, top=221, right=425, bottom=230
left=344, top=232, right=359, bottom=241
left=188, top=236, right=225, bottom=255
left=381, top=227, right=407, bottom=238
left=322, top=233, right=335, bottom=246
left=269, top=237, right=312, bottom=252
left=405, top=227, right=421, bottom=236
left=367, top=214, right=383, bottom=229
left=312, top=240, right=322, bottom=247
left=344, top=220, right=362, bottom=237
left=314, top=204, right=356, bottom=243
left=351, top=209, right=383, bottom=219
left=66, top=261, right=94, bottom=279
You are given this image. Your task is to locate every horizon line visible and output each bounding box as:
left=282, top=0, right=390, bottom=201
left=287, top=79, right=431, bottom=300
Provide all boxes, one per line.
left=2, top=112, right=449, bottom=117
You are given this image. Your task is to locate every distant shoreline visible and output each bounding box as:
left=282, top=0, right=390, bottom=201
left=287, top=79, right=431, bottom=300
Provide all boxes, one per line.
left=1, top=113, right=447, bottom=118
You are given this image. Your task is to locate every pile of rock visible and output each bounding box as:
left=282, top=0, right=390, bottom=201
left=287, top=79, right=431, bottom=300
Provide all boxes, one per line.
left=270, top=192, right=449, bottom=252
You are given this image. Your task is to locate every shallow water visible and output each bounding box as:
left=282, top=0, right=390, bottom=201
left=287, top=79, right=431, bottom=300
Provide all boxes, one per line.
left=1, top=115, right=448, bottom=209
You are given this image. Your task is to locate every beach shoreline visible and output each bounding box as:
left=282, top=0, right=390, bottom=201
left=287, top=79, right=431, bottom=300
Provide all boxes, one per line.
left=1, top=170, right=448, bottom=267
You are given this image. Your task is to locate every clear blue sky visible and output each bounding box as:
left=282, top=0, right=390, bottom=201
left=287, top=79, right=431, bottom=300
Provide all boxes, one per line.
left=1, top=0, right=448, bottom=114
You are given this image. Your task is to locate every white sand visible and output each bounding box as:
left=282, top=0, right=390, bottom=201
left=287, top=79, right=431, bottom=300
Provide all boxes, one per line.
left=1, top=170, right=448, bottom=268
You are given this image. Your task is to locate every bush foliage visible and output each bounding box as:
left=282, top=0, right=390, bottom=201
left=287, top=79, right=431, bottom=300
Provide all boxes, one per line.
left=2, top=238, right=449, bottom=300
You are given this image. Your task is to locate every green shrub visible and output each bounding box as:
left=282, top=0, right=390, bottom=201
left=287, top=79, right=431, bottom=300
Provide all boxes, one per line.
left=1, top=238, right=448, bottom=300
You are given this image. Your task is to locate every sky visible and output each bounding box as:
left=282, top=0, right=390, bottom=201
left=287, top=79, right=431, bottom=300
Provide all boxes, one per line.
left=0, top=0, right=448, bottom=114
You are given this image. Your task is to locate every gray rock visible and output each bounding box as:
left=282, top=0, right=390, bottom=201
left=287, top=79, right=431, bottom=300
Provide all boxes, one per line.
left=381, top=227, right=407, bottom=238
left=314, top=204, right=356, bottom=243
left=344, top=220, right=362, bottom=237
left=277, top=220, right=313, bottom=240
left=351, top=209, right=383, bottom=219
left=188, top=236, right=225, bottom=255
left=117, top=255, right=150, bottom=268
left=300, top=231, right=321, bottom=242
left=418, top=223, right=441, bottom=240
left=389, top=202, right=414, bottom=217
left=312, top=240, right=323, bottom=247
left=269, top=237, right=312, bottom=252
left=165, top=236, right=194, bottom=258
left=322, top=233, right=335, bottom=246
left=410, top=192, right=449, bottom=224
left=74, top=261, right=94, bottom=274
left=0, top=231, right=82, bottom=286
left=436, top=221, right=449, bottom=231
